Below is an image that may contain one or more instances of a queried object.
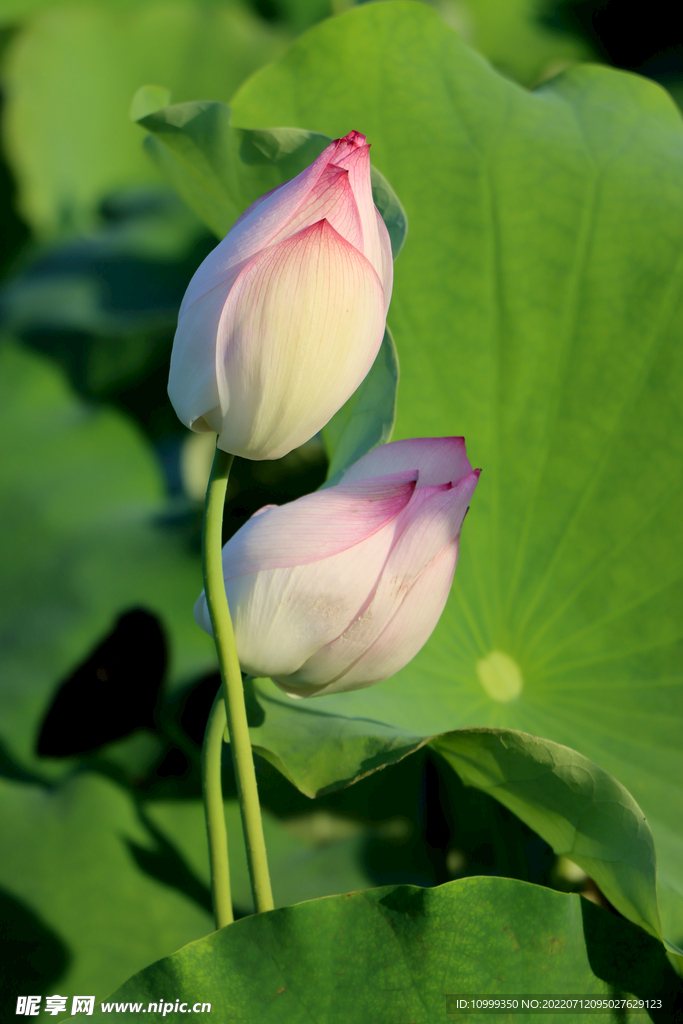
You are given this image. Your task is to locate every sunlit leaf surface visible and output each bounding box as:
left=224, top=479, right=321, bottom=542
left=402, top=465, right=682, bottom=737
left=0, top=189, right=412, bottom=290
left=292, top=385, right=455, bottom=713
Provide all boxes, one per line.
left=107, top=876, right=679, bottom=1021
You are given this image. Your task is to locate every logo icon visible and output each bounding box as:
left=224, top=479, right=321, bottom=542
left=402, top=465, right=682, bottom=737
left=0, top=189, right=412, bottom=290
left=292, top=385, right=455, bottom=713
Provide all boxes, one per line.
left=71, top=997, right=95, bottom=1016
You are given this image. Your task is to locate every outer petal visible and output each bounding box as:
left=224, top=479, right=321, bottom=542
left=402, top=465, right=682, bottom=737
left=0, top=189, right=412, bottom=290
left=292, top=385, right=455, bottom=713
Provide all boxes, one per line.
left=224, top=133, right=367, bottom=266
left=333, top=144, right=384, bottom=280
left=178, top=133, right=368, bottom=315
left=194, top=515, right=401, bottom=679
left=168, top=279, right=233, bottom=431
left=168, top=131, right=391, bottom=435
left=219, top=472, right=417, bottom=577
left=279, top=471, right=479, bottom=691
left=313, top=541, right=459, bottom=694
left=267, top=164, right=363, bottom=255
left=341, top=436, right=474, bottom=488
left=178, top=138, right=341, bottom=313
left=170, top=165, right=368, bottom=434
left=215, top=219, right=386, bottom=459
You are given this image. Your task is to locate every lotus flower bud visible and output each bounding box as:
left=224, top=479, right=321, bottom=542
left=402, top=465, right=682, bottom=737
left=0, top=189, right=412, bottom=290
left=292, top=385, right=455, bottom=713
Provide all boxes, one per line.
left=168, top=131, right=393, bottom=461
left=195, top=438, right=480, bottom=696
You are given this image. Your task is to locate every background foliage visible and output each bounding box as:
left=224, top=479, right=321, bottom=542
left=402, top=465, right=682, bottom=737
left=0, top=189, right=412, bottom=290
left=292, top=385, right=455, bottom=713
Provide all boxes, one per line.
left=0, top=0, right=682, bottom=1016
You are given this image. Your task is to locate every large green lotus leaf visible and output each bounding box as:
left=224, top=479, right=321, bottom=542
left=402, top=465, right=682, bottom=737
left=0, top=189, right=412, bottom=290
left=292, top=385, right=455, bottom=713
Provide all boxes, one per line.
left=0, top=0, right=287, bottom=237
left=0, top=340, right=214, bottom=772
left=0, top=772, right=212, bottom=1002
left=228, top=2, right=683, bottom=945
left=105, top=876, right=680, bottom=1021
left=145, top=798, right=369, bottom=912
left=432, top=729, right=665, bottom=948
left=248, top=696, right=668, bottom=948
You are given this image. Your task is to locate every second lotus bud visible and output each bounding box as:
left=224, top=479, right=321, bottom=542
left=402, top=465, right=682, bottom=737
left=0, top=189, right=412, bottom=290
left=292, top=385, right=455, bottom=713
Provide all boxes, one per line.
left=168, top=131, right=393, bottom=461
left=195, top=438, right=480, bottom=696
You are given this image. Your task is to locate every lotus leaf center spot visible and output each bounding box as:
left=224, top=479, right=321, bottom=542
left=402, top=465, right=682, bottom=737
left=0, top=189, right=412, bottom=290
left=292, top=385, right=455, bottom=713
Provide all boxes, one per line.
left=476, top=651, right=523, bottom=702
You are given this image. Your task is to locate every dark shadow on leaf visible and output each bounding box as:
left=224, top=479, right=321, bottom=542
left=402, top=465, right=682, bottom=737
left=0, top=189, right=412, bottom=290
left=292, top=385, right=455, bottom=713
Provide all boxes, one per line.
left=378, top=885, right=429, bottom=919
left=127, top=813, right=251, bottom=922
left=0, top=737, right=51, bottom=786
left=581, top=898, right=683, bottom=1023
left=236, top=126, right=328, bottom=172
left=0, top=888, right=70, bottom=1016
left=37, top=608, right=166, bottom=757
left=178, top=673, right=221, bottom=746
left=153, top=747, right=191, bottom=781
left=243, top=676, right=265, bottom=729
left=127, top=813, right=213, bottom=916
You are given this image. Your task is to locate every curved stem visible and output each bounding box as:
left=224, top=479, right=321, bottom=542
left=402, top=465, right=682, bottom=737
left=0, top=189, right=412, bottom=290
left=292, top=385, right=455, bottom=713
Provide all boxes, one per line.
left=201, top=692, right=233, bottom=928
left=202, top=445, right=274, bottom=914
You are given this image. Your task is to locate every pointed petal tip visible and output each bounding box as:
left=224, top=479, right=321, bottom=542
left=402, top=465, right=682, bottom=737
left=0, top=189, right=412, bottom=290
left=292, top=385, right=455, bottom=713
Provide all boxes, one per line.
left=332, top=133, right=371, bottom=170
left=338, top=130, right=367, bottom=148
left=459, top=467, right=482, bottom=493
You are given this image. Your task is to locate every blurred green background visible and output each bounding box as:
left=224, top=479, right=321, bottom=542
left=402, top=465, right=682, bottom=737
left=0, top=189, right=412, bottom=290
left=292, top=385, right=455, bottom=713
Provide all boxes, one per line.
left=0, top=0, right=681, bottom=1011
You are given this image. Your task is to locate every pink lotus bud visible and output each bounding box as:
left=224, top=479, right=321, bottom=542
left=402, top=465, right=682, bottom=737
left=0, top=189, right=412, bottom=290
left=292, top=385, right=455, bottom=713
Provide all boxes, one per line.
left=168, top=131, right=393, bottom=461
left=195, top=438, right=480, bottom=696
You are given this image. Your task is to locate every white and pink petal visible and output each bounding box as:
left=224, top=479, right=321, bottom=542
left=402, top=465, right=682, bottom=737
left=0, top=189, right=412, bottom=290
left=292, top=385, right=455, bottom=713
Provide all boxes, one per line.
left=341, top=436, right=474, bottom=488
left=168, top=280, right=230, bottom=430
left=195, top=516, right=400, bottom=678
left=219, top=472, right=417, bottom=578
left=214, top=219, right=386, bottom=459
left=312, top=541, right=459, bottom=694
left=275, top=473, right=478, bottom=690
left=178, top=139, right=342, bottom=312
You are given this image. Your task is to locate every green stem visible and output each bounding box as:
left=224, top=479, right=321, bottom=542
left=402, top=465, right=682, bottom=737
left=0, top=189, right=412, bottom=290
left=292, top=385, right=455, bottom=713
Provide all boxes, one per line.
left=201, top=692, right=233, bottom=928
left=202, top=445, right=274, bottom=914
